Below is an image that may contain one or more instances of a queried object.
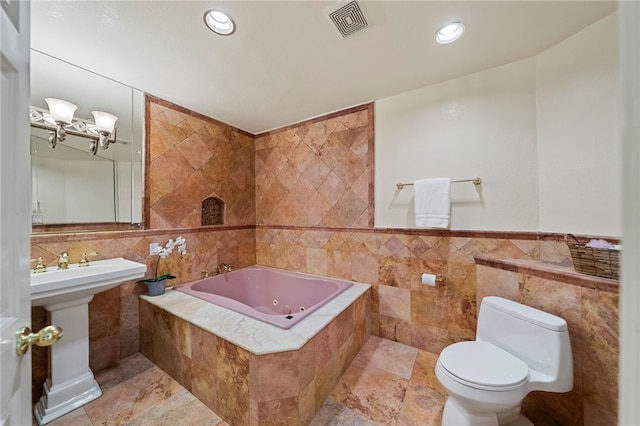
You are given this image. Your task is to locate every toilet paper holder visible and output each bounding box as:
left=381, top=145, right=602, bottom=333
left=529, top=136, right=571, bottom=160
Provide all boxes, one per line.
left=420, top=272, right=445, bottom=285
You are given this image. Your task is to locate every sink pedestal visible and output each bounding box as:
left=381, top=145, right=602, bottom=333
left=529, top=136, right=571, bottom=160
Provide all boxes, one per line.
left=34, top=297, right=103, bottom=425
left=30, top=257, right=147, bottom=425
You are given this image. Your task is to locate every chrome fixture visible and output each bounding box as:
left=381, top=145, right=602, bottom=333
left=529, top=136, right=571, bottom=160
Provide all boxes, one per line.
left=396, top=177, right=482, bottom=190
left=30, top=99, right=118, bottom=155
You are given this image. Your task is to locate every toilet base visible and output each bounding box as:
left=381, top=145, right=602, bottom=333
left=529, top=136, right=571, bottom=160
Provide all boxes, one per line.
left=442, top=399, right=534, bottom=426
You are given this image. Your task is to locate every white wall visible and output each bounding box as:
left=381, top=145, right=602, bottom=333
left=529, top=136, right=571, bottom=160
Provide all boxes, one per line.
left=536, top=13, right=620, bottom=236
left=375, top=58, right=539, bottom=231
left=375, top=13, right=620, bottom=236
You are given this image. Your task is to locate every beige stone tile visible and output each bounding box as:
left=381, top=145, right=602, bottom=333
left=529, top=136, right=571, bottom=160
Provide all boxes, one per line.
left=410, top=289, right=448, bottom=329
left=378, top=285, right=410, bottom=322
left=395, top=382, right=445, bottom=426
left=410, top=350, right=446, bottom=395
left=582, top=343, right=618, bottom=413
left=125, top=388, right=224, bottom=426
left=358, top=336, right=418, bottom=379
left=45, top=408, right=92, bottom=426
left=257, top=396, right=299, bottom=425
left=216, top=339, right=250, bottom=425
left=475, top=265, right=520, bottom=305
left=253, top=351, right=299, bottom=403
left=83, top=366, right=185, bottom=425
left=330, top=354, right=409, bottom=424
left=520, top=275, right=582, bottom=340
left=581, top=286, right=619, bottom=353
left=583, top=400, right=617, bottom=426
left=310, top=398, right=384, bottom=426
left=94, top=352, right=155, bottom=392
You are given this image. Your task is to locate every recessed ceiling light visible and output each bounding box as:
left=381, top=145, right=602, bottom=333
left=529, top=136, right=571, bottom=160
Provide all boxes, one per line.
left=204, top=10, right=235, bottom=36
left=435, top=22, right=465, bottom=45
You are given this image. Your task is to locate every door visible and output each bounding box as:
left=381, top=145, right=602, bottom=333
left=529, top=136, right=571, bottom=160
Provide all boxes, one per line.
left=0, top=0, right=32, bottom=424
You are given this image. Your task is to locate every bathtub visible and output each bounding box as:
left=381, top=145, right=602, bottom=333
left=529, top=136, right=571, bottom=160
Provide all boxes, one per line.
left=175, top=265, right=353, bottom=329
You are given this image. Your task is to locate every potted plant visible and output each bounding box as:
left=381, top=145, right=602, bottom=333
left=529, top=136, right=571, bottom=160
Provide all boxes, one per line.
left=137, top=236, right=187, bottom=296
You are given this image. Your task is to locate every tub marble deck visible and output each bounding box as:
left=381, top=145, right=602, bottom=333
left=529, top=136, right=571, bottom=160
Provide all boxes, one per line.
left=140, top=282, right=370, bottom=355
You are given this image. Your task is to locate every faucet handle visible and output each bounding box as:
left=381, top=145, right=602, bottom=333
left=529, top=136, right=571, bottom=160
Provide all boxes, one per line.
left=57, top=251, right=70, bottom=270
left=79, top=252, right=97, bottom=267
left=31, top=257, right=47, bottom=273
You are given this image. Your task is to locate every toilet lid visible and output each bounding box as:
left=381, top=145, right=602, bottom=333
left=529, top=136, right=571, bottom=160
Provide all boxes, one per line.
left=439, top=341, right=529, bottom=388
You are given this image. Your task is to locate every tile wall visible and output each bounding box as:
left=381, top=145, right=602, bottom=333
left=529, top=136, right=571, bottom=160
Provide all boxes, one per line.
left=254, top=104, right=373, bottom=228
left=30, top=95, right=619, bottom=424
left=146, top=95, right=256, bottom=228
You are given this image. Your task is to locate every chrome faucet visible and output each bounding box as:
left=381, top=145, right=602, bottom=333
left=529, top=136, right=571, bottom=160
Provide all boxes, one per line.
left=217, top=263, right=233, bottom=274
left=57, top=251, right=70, bottom=270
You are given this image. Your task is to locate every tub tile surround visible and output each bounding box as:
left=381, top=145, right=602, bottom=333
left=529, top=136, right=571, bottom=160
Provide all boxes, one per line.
left=475, top=257, right=619, bottom=425
left=139, top=286, right=372, bottom=425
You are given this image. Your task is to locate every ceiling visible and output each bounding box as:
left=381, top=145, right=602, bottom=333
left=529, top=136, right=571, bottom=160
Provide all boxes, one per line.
left=31, top=1, right=617, bottom=135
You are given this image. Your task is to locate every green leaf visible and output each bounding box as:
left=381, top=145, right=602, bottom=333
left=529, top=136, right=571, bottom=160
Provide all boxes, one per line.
left=136, top=273, right=176, bottom=283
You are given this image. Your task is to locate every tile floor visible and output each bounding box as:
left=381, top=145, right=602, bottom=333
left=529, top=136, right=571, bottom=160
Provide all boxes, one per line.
left=37, top=336, right=446, bottom=426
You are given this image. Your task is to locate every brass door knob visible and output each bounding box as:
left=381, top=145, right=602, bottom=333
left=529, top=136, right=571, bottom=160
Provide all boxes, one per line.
left=16, top=325, right=63, bottom=356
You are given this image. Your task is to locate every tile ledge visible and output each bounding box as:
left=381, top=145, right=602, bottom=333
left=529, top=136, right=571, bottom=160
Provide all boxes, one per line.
left=474, top=256, right=619, bottom=293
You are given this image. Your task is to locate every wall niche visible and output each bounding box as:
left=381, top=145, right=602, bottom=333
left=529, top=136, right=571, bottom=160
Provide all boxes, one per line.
left=202, top=197, right=224, bottom=226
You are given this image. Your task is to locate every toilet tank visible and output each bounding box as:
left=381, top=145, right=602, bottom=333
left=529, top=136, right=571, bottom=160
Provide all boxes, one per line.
left=476, top=296, right=573, bottom=392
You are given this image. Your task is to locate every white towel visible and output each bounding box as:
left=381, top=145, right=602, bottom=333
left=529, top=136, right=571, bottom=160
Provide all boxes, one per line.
left=414, top=178, right=451, bottom=228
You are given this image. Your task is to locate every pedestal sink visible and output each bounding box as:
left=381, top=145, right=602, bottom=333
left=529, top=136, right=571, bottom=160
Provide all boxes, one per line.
left=31, top=257, right=146, bottom=425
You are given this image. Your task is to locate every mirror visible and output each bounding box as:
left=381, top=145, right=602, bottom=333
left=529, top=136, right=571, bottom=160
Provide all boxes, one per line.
left=30, top=50, right=143, bottom=233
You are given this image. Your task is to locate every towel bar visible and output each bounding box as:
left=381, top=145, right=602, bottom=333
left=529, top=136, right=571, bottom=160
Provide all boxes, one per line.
left=396, top=177, right=482, bottom=190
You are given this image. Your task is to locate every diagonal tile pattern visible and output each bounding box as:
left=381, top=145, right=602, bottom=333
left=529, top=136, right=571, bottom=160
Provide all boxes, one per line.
left=255, top=104, right=374, bottom=228
left=148, top=97, right=255, bottom=228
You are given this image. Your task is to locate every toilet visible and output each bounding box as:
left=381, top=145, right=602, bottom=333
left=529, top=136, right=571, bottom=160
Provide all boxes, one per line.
left=435, top=296, right=573, bottom=426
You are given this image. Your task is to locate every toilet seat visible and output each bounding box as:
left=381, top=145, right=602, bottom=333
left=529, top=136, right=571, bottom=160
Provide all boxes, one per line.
left=439, top=341, right=529, bottom=391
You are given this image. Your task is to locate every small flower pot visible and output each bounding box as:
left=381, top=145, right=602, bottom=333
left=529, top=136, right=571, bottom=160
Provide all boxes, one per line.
left=146, top=280, right=166, bottom=296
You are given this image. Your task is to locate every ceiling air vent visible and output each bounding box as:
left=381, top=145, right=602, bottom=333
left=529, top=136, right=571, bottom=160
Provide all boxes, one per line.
left=323, top=1, right=368, bottom=38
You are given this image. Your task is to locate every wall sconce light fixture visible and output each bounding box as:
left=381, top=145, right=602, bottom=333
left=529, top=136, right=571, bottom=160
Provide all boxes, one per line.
left=30, top=98, right=118, bottom=155
left=44, top=98, right=77, bottom=148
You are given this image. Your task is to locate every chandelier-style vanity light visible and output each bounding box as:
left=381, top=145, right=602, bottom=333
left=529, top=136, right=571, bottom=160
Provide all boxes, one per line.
left=30, top=98, right=118, bottom=155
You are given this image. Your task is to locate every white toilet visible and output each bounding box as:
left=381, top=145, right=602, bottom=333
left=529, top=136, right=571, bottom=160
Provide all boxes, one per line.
left=435, top=296, right=573, bottom=426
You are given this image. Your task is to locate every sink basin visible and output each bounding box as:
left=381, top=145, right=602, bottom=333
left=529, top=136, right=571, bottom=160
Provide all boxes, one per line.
left=31, top=257, right=146, bottom=308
